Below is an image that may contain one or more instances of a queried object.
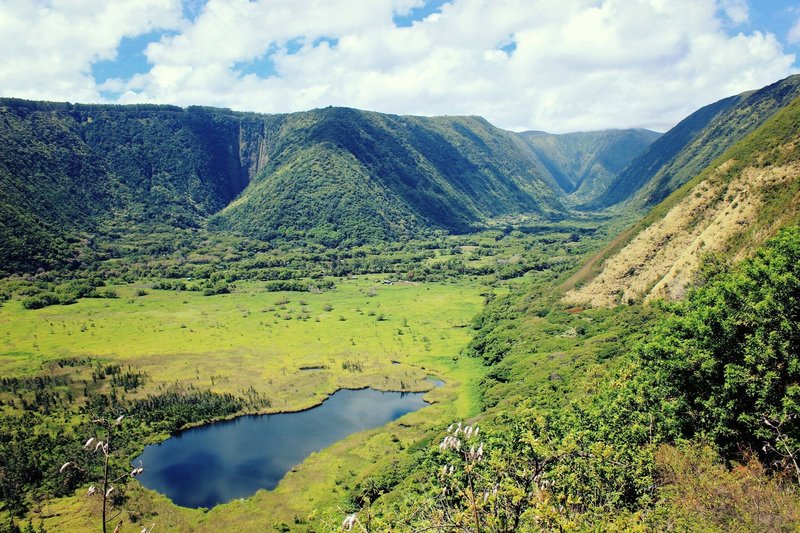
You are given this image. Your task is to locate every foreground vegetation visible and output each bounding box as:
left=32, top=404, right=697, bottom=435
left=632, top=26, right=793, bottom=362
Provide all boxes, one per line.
left=360, top=227, right=800, bottom=531
left=1, top=217, right=798, bottom=531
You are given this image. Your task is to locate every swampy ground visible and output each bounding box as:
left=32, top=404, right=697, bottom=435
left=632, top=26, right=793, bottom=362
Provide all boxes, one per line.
left=0, top=224, right=606, bottom=531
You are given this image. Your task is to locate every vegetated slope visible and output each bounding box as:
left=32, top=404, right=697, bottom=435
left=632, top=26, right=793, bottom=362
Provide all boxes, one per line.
left=0, top=100, right=255, bottom=274
left=0, top=100, right=568, bottom=273
left=211, top=108, right=564, bottom=245
left=591, top=74, right=800, bottom=209
left=406, top=227, right=800, bottom=531
left=564, top=93, right=800, bottom=307
left=517, top=128, right=661, bottom=202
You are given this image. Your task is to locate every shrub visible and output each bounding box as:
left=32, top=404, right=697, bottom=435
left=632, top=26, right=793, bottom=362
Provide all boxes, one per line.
left=21, top=292, right=60, bottom=309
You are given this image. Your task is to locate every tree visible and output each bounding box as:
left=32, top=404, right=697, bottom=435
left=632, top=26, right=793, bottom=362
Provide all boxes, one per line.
left=638, top=226, right=800, bottom=467
left=60, top=415, right=152, bottom=533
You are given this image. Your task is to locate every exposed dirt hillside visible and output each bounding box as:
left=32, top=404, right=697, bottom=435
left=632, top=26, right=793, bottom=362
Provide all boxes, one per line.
left=564, top=96, right=800, bottom=307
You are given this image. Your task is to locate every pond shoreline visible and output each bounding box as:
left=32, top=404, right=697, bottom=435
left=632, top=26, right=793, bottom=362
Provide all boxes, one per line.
left=133, top=387, right=438, bottom=508
left=136, top=376, right=445, bottom=447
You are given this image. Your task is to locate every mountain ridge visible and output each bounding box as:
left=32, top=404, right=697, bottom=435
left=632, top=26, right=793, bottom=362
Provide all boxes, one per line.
left=564, top=91, right=800, bottom=306
left=0, top=101, right=566, bottom=271
left=590, top=74, right=800, bottom=210
left=517, top=128, right=661, bottom=201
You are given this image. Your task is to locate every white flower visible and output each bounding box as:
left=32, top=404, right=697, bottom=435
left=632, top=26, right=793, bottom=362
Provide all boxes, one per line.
left=440, top=435, right=463, bottom=451
left=59, top=462, right=72, bottom=473
left=83, top=437, right=95, bottom=449
left=87, top=485, right=97, bottom=496
left=342, top=514, right=357, bottom=530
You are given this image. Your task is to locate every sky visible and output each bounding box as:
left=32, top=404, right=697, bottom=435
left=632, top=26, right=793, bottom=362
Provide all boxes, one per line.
left=1, top=0, right=799, bottom=133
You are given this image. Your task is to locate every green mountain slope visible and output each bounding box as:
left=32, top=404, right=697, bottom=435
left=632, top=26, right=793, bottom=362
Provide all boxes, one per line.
left=591, top=74, right=800, bottom=209
left=0, top=101, right=255, bottom=273
left=565, top=92, right=800, bottom=306
left=0, top=101, right=568, bottom=273
left=517, top=128, right=661, bottom=202
left=212, top=108, right=564, bottom=245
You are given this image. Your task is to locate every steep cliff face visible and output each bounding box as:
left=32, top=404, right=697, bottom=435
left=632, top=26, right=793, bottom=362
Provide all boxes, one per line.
left=0, top=101, right=268, bottom=272
left=564, top=94, right=800, bottom=307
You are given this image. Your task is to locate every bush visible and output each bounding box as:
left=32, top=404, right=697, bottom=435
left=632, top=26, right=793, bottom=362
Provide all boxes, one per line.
left=265, top=280, right=309, bottom=292
left=637, top=226, right=800, bottom=461
left=202, top=282, right=230, bottom=296
left=21, top=293, right=60, bottom=309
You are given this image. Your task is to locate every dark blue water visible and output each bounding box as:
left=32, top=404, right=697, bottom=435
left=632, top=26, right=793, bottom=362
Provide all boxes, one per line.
left=133, top=388, right=430, bottom=508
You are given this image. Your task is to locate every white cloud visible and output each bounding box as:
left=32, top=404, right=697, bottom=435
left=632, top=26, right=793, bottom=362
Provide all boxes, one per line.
left=789, top=16, right=800, bottom=44
left=1, top=0, right=797, bottom=132
left=0, top=0, right=184, bottom=102
left=719, top=0, right=749, bottom=25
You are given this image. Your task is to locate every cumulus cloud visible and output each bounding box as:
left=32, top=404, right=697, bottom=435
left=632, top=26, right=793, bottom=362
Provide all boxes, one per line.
left=719, top=0, right=749, bottom=25
left=1, top=0, right=797, bottom=132
left=0, top=0, right=184, bottom=102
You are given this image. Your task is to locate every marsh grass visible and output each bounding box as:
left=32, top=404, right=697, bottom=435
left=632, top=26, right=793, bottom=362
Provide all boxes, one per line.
left=0, top=275, right=481, bottom=400
left=1, top=275, right=487, bottom=531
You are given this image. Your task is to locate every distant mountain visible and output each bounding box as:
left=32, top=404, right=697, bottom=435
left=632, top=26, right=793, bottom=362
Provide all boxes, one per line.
left=564, top=90, right=800, bottom=307
left=589, top=74, right=800, bottom=209
left=0, top=100, right=568, bottom=273
left=516, top=129, right=661, bottom=202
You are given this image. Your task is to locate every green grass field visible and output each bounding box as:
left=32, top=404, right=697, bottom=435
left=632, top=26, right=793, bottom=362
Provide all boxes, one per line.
left=1, top=276, right=483, bottom=399
left=0, top=275, right=488, bottom=531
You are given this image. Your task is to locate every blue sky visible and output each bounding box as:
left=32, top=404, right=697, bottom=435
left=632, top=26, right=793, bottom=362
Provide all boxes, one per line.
left=1, top=0, right=798, bottom=132
left=746, top=0, right=800, bottom=46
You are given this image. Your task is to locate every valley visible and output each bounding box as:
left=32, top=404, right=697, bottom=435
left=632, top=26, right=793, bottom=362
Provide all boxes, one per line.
left=0, top=221, right=611, bottom=531
left=1, top=73, right=800, bottom=531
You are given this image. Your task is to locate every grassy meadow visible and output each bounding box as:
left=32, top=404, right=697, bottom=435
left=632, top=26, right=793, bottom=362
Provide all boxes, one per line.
left=0, top=274, right=490, bottom=531
left=0, top=224, right=610, bottom=531
left=0, top=275, right=487, bottom=412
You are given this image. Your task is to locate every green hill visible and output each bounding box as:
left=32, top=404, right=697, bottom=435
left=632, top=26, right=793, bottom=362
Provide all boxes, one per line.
left=591, top=74, right=800, bottom=209
left=211, top=108, right=566, bottom=245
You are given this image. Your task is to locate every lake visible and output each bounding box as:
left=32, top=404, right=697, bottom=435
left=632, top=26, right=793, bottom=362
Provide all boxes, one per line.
left=133, top=387, right=431, bottom=508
